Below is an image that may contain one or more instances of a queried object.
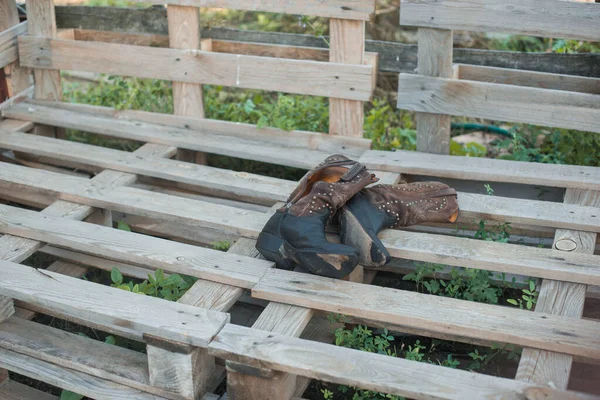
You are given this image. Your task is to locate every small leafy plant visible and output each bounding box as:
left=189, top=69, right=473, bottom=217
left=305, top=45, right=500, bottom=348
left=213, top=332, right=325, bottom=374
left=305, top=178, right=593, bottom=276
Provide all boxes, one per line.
left=110, top=268, right=196, bottom=302
left=507, top=280, right=539, bottom=310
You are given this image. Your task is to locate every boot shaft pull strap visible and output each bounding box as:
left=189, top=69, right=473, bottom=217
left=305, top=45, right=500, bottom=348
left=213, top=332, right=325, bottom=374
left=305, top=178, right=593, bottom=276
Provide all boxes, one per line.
left=340, top=163, right=366, bottom=182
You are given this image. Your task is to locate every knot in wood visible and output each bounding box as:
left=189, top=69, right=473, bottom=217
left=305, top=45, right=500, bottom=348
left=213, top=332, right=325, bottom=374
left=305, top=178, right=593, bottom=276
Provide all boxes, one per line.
left=554, top=238, right=577, bottom=252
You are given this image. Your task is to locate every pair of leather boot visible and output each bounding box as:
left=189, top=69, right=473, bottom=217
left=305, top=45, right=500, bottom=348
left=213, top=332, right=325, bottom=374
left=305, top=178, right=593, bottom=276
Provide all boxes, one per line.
left=256, top=155, right=459, bottom=278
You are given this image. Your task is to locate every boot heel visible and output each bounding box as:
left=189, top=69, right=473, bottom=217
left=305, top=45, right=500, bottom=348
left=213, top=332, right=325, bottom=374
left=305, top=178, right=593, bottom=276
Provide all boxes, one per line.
left=256, top=231, right=296, bottom=270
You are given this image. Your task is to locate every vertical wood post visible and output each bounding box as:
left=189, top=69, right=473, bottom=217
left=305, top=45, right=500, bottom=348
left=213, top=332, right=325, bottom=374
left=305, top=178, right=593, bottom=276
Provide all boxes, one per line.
left=27, top=0, right=61, bottom=137
left=516, top=188, right=599, bottom=388
left=415, top=28, right=453, bottom=155
left=167, top=5, right=207, bottom=164
left=0, top=0, right=30, bottom=100
left=329, top=19, right=365, bottom=138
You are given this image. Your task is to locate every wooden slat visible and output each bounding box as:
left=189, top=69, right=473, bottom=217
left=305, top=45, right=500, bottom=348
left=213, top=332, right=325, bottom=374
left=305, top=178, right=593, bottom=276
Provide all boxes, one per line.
left=167, top=4, right=206, bottom=165
left=359, top=149, right=600, bottom=190
left=0, top=202, right=269, bottom=288
left=2, top=168, right=600, bottom=287
left=396, top=74, right=600, bottom=134
left=0, top=1, right=29, bottom=99
left=328, top=19, right=365, bottom=138
left=399, top=0, right=600, bottom=42
left=210, top=324, right=596, bottom=400
left=456, top=64, right=600, bottom=95
left=252, top=269, right=600, bottom=360
left=516, top=189, right=600, bottom=388
left=18, top=36, right=374, bottom=101
left=52, top=6, right=600, bottom=77
left=27, top=0, right=61, bottom=138
left=0, top=380, right=58, bottom=400
left=2, top=102, right=356, bottom=169
left=0, top=261, right=229, bottom=346
left=415, top=28, right=453, bottom=154
left=0, top=130, right=291, bottom=205
left=110, top=0, right=375, bottom=20
left=0, top=21, right=26, bottom=69
left=28, top=99, right=372, bottom=154
left=0, top=348, right=167, bottom=400
left=0, top=317, right=181, bottom=400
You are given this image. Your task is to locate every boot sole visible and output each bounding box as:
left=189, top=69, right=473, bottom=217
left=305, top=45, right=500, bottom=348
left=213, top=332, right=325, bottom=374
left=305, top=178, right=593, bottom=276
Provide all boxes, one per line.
left=340, top=207, right=390, bottom=268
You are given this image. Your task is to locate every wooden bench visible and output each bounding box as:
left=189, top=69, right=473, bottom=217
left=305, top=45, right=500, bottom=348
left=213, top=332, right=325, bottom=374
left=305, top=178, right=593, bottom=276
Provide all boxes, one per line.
left=0, top=0, right=599, bottom=399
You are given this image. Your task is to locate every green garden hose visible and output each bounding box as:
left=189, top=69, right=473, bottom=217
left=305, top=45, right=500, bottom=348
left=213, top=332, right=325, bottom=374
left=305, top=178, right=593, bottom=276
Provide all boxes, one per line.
left=450, top=122, right=512, bottom=137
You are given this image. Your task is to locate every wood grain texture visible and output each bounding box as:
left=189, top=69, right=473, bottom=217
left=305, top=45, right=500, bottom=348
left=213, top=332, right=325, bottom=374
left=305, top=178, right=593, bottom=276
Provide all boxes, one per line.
left=23, top=99, right=372, bottom=155
left=329, top=19, right=365, bottom=138
left=0, top=296, right=13, bottom=323
left=2, top=102, right=361, bottom=169
left=0, top=21, right=26, bottom=69
left=415, top=28, right=452, bottom=154
left=0, top=143, right=173, bottom=264
left=167, top=5, right=205, bottom=165
left=0, top=317, right=182, bottom=400
left=397, top=74, right=600, bottom=134
left=0, top=2, right=29, bottom=97
left=52, top=6, right=600, bottom=77
left=0, top=347, right=168, bottom=400
left=211, top=324, right=595, bottom=400
left=399, top=0, right=600, bottom=42
left=252, top=269, right=600, bottom=360
left=516, top=189, right=600, bottom=389
left=0, top=203, right=270, bottom=289
left=27, top=0, right=61, bottom=105
left=2, top=164, right=600, bottom=287
left=19, top=36, right=374, bottom=101
left=0, top=130, right=293, bottom=205
left=456, top=64, right=600, bottom=95
left=109, top=0, right=375, bottom=20
left=359, top=149, right=600, bottom=190
left=0, top=261, right=229, bottom=347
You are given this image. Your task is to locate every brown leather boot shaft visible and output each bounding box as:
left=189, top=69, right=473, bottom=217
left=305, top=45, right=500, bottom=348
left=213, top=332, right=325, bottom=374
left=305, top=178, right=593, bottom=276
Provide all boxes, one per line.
left=362, top=182, right=459, bottom=227
left=282, top=154, right=378, bottom=218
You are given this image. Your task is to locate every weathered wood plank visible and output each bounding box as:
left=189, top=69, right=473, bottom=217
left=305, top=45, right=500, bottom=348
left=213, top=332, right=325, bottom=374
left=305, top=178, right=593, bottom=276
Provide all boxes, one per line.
left=2, top=102, right=356, bottom=169
left=19, top=36, right=374, bottom=101
left=0, top=21, right=26, bottom=69
left=400, top=0, right=600, bottom=42
left=113, top=0, right=375, bottom=20
left=252, top=269, right=600, bottom=359
left=51, top=7, right=600, bottom=77
left=0, top=130, right=292, bottom=205
left=210, top=324, right=596, bottom=400
left=456, top=64, right=600, bottom=95
left=0, top=296, right=13, bottom=324
left=25, top=99, right=372, bottom=154
left=0, top=1, right=29, bottom=99
left=2, top=168, right=600, bottom=287
left=397, top=74, right=600, bottom=134
left=0, top=317, right=182, bottom=399
left=167, top=4, right=206, bottom=165
left=516, top=189, right=600, bottom=389
left=0, top=261, right=229, bottom=346
left=0, top=348, right=169, bottom=400
left=415, top=28, right=453, bottom=154
left=328, top=19, right=365, bottom=138
left=359, top=149, right=600, bottom=190
left=0, top=380, right=58, bottom=400
left=0, top=143, right=174, bottom=264
left=0, top=204, right=270, bottom=288
left=27, top=0, right=60, bottom=138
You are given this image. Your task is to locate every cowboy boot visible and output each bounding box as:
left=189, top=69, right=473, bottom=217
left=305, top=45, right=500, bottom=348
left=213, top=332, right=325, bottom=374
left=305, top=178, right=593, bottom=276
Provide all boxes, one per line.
left=256, top=155, right=378, bottom=278
left=339, top=182, right=459, bottom=268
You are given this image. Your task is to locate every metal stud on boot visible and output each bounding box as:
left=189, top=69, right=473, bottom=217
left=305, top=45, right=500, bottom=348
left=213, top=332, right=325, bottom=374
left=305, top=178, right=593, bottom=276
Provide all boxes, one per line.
left=256, top=155, right=378, bottom=278
left=339, top=182, right=459, bottom=268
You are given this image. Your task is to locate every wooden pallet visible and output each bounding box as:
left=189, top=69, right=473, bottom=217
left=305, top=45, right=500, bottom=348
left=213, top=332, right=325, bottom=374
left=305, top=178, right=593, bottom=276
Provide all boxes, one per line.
left=0, top=0, right=599, bottom=399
